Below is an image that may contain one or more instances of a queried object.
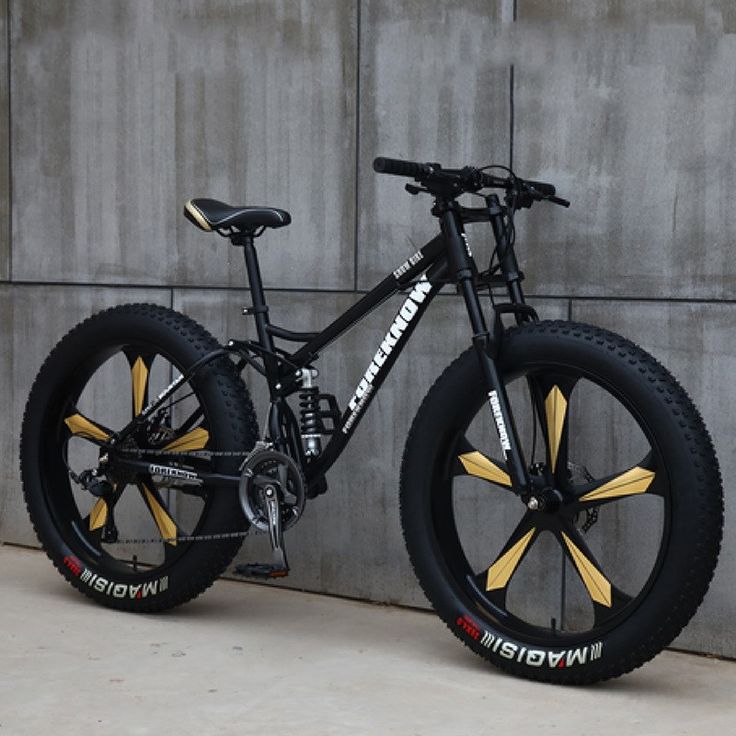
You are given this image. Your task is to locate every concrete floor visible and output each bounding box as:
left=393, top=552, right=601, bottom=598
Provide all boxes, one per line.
left=1, top=546, right=734, bottom=736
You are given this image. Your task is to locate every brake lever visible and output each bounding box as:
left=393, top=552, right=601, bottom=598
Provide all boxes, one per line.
left=405, top=183, right=429, bottom=196
left=523, top=183, right=571, bottom=208
left=509, top=191, right=535, bottom=210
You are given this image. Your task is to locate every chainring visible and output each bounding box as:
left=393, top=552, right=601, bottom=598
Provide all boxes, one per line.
left=238, top=447, right=306, bottom=533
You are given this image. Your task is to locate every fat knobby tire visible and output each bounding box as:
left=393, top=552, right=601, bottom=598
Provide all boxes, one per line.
left=400, top=320, right=723, bottom=684
left=20, top=303, right=258, bottom=612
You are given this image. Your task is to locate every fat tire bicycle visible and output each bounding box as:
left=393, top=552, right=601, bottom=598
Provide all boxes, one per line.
left=20, top=157, right=723, bottom=684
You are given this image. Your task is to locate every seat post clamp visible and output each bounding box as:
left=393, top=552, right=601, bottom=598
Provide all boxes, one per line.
left=230, top=231, right=257, bottom=246
left=242, top=305, right=269, bottom=316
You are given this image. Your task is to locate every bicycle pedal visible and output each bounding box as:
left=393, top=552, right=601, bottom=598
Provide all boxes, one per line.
left=234, top=563, right=289, bottom=580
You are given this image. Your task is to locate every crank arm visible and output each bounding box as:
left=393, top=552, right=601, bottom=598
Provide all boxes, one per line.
left=234, top=486, right=290, bottom=579
left=264, top=492, right=289, bottom=571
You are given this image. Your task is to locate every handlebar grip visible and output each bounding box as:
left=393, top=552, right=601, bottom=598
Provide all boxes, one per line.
left=548, top=195, right=570, bottom=208
left=524, top=179, right=556, bottom=197
left=373, top=157, right=433, bottom=178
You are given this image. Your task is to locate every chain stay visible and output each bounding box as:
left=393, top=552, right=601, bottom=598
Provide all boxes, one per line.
left=101, top=446, right=252, bottom=545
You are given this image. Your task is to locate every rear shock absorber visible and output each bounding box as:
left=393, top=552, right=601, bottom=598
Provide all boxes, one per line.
left=298, top=368, right=323, bottom=458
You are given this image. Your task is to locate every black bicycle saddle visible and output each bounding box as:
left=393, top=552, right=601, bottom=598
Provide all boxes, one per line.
left=184, top=198, right=291, bottom=234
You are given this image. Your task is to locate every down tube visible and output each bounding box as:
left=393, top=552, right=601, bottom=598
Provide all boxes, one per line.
left=307, top=274, right=444, bottom=481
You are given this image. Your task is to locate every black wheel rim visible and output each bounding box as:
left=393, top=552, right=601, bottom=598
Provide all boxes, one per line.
left=432, top=362, right=672, bottom=647
left=39, top=340, right=219, bottom=580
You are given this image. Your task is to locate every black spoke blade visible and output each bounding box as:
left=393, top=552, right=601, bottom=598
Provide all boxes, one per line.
left=453, top=437, right=512, bottom=489
left=593, top=585, right=633, bottom=627
left=175, top=407, right=204, bottom=437
left=137, top=481, right=182, bottom=547
left=85, top=498, right=109, bottom=533
left=162, top=426, right=210, bottom=452
left=124, top=350, right=155, bottom=418
left=638, top=450, right=666, bottom=498
left=474, top=511, right=538, bottom=607
left=81, top=483, right=127, bottom=549
left=529, top=374, right=578, bottom=486
left=558, top=522, right=627, bottom=619
left=574, top=453, right=660, bottom=508
left=64, top=411, right=112, bottom=443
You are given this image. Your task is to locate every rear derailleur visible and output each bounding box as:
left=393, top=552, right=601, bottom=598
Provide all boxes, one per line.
left=76, top=460, right=119, bottom=543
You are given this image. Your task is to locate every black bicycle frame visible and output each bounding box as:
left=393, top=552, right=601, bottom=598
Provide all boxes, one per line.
left=112, top=195, right=534, bottom=500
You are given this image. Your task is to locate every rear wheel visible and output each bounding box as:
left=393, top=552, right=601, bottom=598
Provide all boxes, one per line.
left=400, top=321, right=723, bottom=683
left=21, top=303, right=258, bottom=611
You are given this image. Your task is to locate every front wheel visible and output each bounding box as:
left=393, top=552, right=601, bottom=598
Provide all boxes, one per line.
left=400, top=320, right=722, bottom=684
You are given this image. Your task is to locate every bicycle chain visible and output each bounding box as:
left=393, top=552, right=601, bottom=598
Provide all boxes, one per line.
left=112, top=530, right=252, bottom=545
left=100, top=446, right=257, bottom=545
left=116, top=448, right=251, bottom=459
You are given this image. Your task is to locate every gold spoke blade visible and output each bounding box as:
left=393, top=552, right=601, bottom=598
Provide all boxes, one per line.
left=141, top=484, right=178, bottom=546
left=88, top=484, right=118, bottom=532
left=486, top=528, right=536, bottom=591
left=562, top=533, right=612, bottom=607
left=89, top=499, right=108, bottom=531
left=64, top=413, right=110, bottom=442
left=579, top=466, right=655, bottom=502
left=163, top=427, right=210, bottom=452
left=544, top=386, right=567, bottom=473
left=459, top=451, right=511, bottom=487
left=131, top=357, right=149, bottom=416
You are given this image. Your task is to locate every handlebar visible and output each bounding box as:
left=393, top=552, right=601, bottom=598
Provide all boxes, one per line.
left=373, top=157, right=435, bottom=179
left=372, top=156, right=569, bottom=208
left=373, top=156, right=506, bottom=189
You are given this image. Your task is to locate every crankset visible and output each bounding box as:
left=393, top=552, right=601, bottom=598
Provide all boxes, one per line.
left=235, top=444, right=306, bottom=579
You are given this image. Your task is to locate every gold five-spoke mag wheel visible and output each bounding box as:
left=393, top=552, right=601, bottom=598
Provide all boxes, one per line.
left=400, top=321, right=722, bottom=683
left=21, top=304, right=256, bottom=611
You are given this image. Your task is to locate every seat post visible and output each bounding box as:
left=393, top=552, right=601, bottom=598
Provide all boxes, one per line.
left=240, top=236, right=276, bottom=358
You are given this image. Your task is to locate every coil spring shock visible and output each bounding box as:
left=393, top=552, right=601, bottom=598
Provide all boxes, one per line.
left=298, top=369, right=323, bottom=458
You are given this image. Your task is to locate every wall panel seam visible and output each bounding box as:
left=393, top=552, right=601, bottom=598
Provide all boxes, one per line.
left=509, top=0, right=516, bottom=169
left=353, top=0, right=361, bottom=294
left=509, top=64, right=514, bottom=170
left=6, top=0, right=11, bottom=282
left=7, top=280, right=734, bottom=307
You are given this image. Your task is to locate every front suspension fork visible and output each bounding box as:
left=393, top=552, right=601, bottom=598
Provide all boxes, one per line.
left=440, top=207, right=532, bottom=500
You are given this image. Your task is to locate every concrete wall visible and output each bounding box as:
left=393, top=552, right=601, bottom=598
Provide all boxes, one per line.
left=1, top=1, right=734, bottom=657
